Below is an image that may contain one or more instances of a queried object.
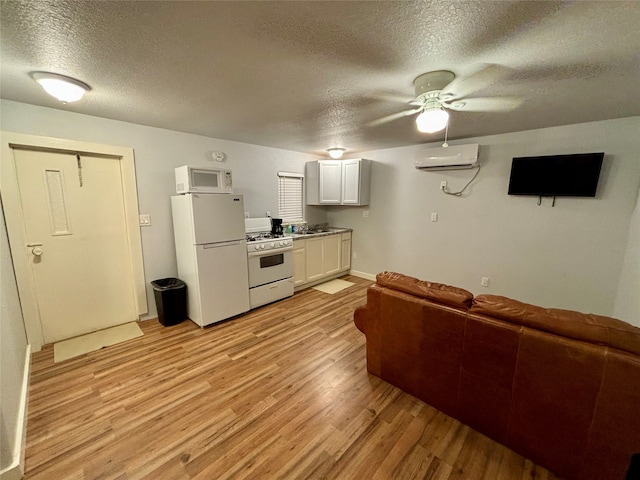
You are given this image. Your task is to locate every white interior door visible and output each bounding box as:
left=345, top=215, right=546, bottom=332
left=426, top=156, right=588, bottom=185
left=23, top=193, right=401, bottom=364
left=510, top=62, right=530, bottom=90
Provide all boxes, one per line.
left=12, top=148, right=137, bottom=344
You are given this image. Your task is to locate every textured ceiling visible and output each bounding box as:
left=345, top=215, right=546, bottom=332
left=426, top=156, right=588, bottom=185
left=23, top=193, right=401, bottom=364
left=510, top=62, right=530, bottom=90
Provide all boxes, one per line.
left=1, top=1, right=639, bottom=156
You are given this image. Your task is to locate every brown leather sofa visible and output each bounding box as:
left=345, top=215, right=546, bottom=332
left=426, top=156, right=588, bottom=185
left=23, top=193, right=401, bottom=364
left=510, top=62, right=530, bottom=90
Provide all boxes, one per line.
left=354, top=272, right=640, bottom=480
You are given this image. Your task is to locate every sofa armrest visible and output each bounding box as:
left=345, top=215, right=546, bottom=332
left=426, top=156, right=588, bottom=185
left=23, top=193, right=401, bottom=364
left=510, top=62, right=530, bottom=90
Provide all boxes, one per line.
left=376, top=271, right=473, bottom=309
left=471, top=294, right=640, bottom=356
left=354, top=305, right=368, bottom=334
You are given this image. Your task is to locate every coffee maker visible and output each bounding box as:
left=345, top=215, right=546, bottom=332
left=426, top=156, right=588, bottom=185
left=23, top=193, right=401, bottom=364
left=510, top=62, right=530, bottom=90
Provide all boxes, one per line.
left=270, top=217, right=284, bottom=237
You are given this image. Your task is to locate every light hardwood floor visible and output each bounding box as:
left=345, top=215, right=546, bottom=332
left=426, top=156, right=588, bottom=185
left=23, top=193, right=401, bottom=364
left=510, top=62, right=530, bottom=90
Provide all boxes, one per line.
left=25, top=275, right=562, bottom=480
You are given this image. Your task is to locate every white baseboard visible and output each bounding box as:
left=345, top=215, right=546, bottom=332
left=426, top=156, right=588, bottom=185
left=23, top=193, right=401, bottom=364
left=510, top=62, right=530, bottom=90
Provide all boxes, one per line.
left=0, top=344, right=31, bottom=480
left=349, top=270, right=376, bottom=281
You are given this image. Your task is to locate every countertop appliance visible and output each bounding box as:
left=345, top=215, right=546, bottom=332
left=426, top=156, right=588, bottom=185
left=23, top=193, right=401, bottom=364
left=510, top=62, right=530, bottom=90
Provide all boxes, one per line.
left=245, top=218, right=294, bottom=308
left=270, top=217, right=283, bottom=236
left=171, top=193, right=250, bottom=326
left=175, top=165, right=233, bottom=194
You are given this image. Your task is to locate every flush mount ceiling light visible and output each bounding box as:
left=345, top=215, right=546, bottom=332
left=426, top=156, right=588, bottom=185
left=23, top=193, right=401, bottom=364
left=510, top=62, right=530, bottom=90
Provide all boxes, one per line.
left=415, top=107, right=449, bottom=133
left=327, top=147, right=346, bottom=159
left=30, top=72, right=91, bottom=103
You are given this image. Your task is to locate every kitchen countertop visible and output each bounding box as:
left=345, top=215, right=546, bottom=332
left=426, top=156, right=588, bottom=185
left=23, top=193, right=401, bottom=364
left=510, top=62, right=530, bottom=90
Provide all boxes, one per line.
left=291, top=227, right=352, bottom=239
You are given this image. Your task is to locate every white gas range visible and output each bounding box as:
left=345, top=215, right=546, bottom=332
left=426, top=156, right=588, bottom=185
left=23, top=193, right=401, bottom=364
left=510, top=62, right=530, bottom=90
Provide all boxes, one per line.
left=244, top=218, right=294, bottom=308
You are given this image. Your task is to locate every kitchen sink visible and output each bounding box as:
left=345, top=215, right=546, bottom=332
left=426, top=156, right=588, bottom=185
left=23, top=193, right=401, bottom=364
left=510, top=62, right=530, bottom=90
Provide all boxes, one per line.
left=292, top=227, right=344, bottom=236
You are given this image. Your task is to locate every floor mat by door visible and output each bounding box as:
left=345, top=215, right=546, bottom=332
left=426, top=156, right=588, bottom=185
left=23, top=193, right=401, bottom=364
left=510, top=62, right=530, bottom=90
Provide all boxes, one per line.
left=53, top=322, right=143, bottom=362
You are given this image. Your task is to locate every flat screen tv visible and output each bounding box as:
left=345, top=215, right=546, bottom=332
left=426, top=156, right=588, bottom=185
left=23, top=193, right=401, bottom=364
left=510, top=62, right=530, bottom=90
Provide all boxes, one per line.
left=508, top=152, right=604, bottom=197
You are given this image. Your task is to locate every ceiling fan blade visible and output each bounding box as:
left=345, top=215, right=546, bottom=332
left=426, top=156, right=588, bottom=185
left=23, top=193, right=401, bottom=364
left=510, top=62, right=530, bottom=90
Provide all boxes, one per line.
left=367, top=108, right=422, bottom=127
left=444, top=97, right=522, bottom=112
left=366, top=91, right=417, bottom=105
left=440, top=64, right=512, bottom=100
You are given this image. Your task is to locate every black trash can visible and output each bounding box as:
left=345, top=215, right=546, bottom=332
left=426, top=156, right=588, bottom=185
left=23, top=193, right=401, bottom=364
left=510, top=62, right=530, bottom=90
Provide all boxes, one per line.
left=151, top=278, right=187, bottom=326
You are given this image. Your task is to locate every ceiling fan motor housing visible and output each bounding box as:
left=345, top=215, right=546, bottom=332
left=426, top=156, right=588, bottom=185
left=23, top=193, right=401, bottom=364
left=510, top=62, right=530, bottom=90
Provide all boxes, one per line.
left=418, top=91, right=443, bottom=110
left=413, top=70, right=455, bottom=97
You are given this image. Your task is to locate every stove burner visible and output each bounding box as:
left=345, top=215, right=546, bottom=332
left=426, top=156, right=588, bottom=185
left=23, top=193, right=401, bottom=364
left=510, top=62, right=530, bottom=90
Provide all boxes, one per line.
left=245, top=232, right=285, bottom=242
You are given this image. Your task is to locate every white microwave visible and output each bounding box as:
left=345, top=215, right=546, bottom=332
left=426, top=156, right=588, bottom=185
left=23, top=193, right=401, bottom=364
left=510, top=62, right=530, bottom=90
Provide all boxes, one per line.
left=175, top=165, right=233, bottom=194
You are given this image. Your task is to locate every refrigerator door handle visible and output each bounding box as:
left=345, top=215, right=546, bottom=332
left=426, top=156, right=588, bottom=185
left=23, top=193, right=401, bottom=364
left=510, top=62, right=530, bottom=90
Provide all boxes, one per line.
left=202, top=240, right=244, bottom=249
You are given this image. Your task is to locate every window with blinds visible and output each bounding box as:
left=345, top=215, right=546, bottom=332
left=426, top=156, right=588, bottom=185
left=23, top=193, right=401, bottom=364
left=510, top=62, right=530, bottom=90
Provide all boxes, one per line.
left=277, top=171, right=304, bottom=222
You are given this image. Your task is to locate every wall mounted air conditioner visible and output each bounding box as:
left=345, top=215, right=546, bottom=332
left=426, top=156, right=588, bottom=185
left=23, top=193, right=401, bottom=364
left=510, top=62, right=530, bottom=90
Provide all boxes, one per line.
left=415, top=143, right=479, bottom=171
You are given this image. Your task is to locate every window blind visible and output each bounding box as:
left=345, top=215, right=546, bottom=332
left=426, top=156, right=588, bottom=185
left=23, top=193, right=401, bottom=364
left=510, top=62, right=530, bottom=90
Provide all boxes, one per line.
left=277, top=171, right=304, bottom=222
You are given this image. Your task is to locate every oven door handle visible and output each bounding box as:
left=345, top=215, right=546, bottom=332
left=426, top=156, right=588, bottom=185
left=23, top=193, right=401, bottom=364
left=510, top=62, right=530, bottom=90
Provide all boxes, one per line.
left=247, top=246, right=293, bottom=257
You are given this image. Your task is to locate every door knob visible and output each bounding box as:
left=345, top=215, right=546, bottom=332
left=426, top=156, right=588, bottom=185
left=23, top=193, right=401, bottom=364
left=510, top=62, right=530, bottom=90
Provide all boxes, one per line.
left=27, top=243, right=43, bottom=256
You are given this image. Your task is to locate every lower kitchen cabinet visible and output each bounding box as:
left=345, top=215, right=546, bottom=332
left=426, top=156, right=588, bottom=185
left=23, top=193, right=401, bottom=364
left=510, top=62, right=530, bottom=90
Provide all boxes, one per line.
left=323, top=234, right=341, bottom=276
left=293, top=232, right=352, bottom=290
left=293, top=239, right=307, bottom=287
left=341, top=231, right=351, bottom=271
left=305, top=237, right=325, bottom=283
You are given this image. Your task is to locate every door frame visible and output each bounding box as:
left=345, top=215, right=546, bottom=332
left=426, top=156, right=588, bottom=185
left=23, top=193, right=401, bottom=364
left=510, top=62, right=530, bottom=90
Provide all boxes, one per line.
left=1, top=132, right=148, bottom=351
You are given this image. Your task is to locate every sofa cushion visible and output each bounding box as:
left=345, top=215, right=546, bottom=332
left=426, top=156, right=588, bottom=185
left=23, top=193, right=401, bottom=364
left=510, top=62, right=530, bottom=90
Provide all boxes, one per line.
left=471, top=295, right=640, bottom=356
left=376, top=271, right=473, bottom=309
left=457, top=314, right=521, bottom=443
left=506, top=330, right=607, bottom=480
left=580, top=351, right=640, bottom=480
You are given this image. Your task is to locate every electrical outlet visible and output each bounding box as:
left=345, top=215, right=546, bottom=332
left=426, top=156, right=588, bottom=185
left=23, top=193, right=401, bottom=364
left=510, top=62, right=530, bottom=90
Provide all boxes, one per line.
left=440, top=181, right=447, bottom=190
left=362, top=210, right=369, bottom=218
left=481, top=276, right=490, bottom=287
left=244, top=212, right=250, bottom=218
left=431, top=212, right=438, bottom=222
left=266, top=211, right=271, bottom=217
left=139, top=214, right=151, bottom=226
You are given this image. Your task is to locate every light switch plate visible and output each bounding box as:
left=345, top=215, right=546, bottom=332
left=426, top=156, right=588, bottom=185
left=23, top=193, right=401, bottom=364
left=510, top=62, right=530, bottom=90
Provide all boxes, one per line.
left=139, top=214, right=151, bottom=226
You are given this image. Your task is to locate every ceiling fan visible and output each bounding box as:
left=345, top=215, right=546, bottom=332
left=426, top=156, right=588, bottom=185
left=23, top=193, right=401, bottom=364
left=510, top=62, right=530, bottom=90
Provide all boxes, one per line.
left=368, top=66, right=521, bottom=133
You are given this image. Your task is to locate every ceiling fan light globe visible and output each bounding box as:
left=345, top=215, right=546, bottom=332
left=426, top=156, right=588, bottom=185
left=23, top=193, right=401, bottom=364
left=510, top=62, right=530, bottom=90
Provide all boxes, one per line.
left=416, top=109, right=449, bottom=133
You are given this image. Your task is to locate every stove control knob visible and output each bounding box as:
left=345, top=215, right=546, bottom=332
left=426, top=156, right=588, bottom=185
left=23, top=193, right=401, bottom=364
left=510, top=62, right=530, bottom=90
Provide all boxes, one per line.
left=270, top=242, right=275, bottom=248
left=279, top=241, right=284, bottom=246
left=254, top=245, right=260, bottom=251
left=260, top=244, right=265, bottom=250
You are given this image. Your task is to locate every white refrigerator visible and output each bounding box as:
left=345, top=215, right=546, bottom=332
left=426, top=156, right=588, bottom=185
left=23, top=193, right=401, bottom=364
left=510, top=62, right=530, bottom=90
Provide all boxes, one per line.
left=171, top=193, right=250, bottom=326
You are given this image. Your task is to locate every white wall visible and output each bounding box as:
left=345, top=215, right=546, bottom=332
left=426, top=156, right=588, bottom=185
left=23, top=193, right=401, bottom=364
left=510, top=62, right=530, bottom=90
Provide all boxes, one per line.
left=326, top=117, right=640, bottom=325
left=0, top=100, right=324, bottom=319
left=614, top=183, right=640, bottom=321
left=0, top=199, right=28, bottom=472
left=2, top=100, right=637, bottom=326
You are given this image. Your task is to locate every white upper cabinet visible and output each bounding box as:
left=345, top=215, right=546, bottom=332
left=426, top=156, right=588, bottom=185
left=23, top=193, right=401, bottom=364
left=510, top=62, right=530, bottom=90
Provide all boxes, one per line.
left=306, top=159, right=371, bottom=205
left=341, top=159, right=361, bottom=204
left=318, top=161, right=342, bottom=204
